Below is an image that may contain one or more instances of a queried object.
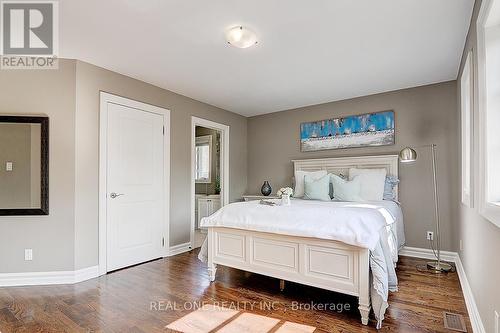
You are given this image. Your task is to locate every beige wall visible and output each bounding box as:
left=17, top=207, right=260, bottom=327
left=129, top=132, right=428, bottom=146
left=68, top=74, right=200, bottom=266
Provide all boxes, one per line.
left=247, top=81, right=458, bottom=251
left=0, top=123, right=31, bottom=208
left=0, top=60, right=77, bottom=272
left=0, top=59, right=247, bottom=273
left=456, top=0, right=500, bottom=331
left=74, top=60, right=247, bottom=269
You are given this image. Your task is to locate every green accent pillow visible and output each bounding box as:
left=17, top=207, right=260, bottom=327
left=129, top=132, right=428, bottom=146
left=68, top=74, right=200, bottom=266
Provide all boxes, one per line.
left=304, top=174, right=331, bottom=201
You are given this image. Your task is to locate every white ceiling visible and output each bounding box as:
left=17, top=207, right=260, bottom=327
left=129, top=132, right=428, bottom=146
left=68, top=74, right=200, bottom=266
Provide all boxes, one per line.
left=60, top=0, right=474, bottom=117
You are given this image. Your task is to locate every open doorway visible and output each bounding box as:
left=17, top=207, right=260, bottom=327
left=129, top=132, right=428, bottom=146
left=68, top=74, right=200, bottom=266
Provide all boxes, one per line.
left=190, top=117, right=229, bottom=249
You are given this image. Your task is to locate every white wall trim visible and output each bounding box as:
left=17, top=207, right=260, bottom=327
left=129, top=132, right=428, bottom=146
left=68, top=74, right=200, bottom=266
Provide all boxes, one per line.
left=460, top=49, right=474, bottom=208
left=476, top=0, right=500, bottom=228
left=190, top=117, right=230, bottom=250
left=74, top=265, right=100, bottom=283
left=99, top=92, right=171, bottom=276
left=400, top=246, right=485, bottom=333
left=168, top=242, right=192, bottom=256
left=399, top=246, right=457, bottom=263
left=0, top=266, right=99, bottom=287
left=455, top=255, right=486, bottom=333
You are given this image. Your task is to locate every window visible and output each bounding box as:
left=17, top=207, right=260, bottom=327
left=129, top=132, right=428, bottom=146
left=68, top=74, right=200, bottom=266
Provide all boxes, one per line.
left=460, top=50, right=473, bottom=207
left=195, top=135, right=212, bottom=183
left=477, top=0, right=500, bottom=226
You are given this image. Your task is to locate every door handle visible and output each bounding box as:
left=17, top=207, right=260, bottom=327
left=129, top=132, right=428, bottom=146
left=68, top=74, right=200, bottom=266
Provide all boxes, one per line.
left=110, top=192, right=125, bottom=199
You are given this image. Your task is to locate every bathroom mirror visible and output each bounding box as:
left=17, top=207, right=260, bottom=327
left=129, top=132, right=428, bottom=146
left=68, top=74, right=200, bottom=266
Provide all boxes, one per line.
left=0, top=116, right=49, bottom=215
left=195, top=135, right=212, bottom=183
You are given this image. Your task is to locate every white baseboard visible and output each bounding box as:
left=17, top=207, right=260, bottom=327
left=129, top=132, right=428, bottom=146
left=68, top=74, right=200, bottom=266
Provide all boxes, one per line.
left=400, top=246, right=485, bottom=333
left=0, top=265, right=99, bottom=287
left=168, top=242, right=192, bottom=256
left=454, top=255, right=486, bottom=333
left=74, top=265, right=100, bottom=283
left=399, top=246, right=458, bottom=263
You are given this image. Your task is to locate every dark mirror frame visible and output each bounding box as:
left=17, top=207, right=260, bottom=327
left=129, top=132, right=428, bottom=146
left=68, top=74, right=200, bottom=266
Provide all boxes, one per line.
left=0, top=116, right=49, bottom=215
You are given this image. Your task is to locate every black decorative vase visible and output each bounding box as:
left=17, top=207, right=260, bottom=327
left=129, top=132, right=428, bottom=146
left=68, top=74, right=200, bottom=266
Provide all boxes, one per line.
left=261, top=181, right=272, bottom=196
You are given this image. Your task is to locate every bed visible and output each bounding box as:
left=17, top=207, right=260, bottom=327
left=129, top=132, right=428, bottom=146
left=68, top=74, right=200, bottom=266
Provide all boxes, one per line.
left=198, top=155, right=403, bottom=328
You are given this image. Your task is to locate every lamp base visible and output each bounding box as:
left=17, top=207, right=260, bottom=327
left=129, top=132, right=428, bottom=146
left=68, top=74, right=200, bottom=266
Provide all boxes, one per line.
left=426, top=261, right=453, bottom=273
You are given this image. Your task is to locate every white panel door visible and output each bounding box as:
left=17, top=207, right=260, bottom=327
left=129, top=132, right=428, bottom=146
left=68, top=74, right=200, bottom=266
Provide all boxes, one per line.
left=106, top=102, right=164, bottom=271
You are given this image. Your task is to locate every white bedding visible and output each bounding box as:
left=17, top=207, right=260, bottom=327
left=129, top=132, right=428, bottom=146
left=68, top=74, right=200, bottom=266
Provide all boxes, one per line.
left=372, top=200, right=406, bottom=262
left=198, top=198, right=403, bottom=328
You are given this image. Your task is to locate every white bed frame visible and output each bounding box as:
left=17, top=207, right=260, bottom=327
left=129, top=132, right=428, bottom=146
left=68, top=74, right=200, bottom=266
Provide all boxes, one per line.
left=206, top=155, right=399, bottom=326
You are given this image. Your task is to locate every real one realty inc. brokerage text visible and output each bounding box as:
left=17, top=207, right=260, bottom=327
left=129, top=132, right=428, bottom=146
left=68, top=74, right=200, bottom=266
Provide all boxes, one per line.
left=150, top=300, right=352, bottom=312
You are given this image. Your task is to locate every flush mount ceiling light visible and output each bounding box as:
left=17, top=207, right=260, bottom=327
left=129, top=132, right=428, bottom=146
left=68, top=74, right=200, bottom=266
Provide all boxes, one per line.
left=225, top=26, right=258, bottom=48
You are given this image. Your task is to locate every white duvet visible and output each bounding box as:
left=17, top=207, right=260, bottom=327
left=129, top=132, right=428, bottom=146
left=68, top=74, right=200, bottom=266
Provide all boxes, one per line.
left=198, top=199, right=403, bottom=329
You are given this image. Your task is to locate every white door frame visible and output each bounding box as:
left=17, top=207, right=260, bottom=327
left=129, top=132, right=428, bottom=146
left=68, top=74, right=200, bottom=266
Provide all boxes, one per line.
left=191, top=117, right=229, bottom=248
left=99, top=92, right=170, bottom=276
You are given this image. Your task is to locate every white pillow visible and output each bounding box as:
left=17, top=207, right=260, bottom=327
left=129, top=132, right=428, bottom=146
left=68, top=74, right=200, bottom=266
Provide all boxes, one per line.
left=348, top=168, right=387, bottom=201
left=304, top=174, right=331, bottom=201
left=294, top=170, right=327, bottom=197
left=330, top=174, right=364, bottom=201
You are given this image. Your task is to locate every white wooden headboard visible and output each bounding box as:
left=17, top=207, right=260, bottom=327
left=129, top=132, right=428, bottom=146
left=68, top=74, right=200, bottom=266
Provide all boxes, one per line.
left=292, top=155, right=399, bottom=199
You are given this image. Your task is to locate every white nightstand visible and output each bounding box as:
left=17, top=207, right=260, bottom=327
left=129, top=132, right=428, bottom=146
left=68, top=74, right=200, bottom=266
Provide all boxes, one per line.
left=242, top=194, right=280, bottom=201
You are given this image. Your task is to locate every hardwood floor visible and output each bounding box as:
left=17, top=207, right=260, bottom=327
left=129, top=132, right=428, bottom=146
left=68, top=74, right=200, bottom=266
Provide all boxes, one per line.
left=0, top=251, right=471, bottom=332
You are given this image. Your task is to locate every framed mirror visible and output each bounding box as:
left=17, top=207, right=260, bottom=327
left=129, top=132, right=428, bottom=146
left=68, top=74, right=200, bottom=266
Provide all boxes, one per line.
left=195, top=135, right=212, bottom=183
left=0, top=116, right=49, bottom=215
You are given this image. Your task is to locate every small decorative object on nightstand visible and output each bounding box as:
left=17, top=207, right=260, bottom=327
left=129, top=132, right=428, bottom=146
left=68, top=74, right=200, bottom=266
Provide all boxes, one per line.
left=277, top=187, right=293, bottom=206
left=242, top=194, right=279, bottom=201
left=261, top=181, right=272, bottom=196
left=214, top=176, right=221, bottom=195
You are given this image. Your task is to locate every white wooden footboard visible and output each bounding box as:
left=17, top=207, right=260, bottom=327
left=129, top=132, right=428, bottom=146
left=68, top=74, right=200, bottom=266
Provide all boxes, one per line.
left=207, top=227, right=371, bottom=325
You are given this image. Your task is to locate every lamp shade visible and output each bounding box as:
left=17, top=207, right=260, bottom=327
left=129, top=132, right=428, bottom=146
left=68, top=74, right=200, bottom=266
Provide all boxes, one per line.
left=399, top=147, right=417, bottom=163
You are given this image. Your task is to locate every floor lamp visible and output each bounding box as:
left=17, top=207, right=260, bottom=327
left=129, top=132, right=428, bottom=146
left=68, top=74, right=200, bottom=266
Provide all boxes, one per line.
left=399, top=144, right=453, bottom=273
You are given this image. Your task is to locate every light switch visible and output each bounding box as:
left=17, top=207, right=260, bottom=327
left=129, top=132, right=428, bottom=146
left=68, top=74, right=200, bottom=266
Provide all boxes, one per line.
left=24, top=249, right=33, bottom=261
left=6, top=161, right=13, bottom=171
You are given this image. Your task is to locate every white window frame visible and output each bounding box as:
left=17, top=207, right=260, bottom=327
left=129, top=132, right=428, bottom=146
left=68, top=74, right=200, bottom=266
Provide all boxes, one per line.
left=477, top=0, right=500, bottom=227
left=195, top=135, right=212, bottom=183
left=460, top=50, right=474, bottom=207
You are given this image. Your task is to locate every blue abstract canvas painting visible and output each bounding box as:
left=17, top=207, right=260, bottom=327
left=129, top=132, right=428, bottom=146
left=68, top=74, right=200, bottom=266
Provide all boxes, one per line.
left=300, top=111, right=395, bottom=151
